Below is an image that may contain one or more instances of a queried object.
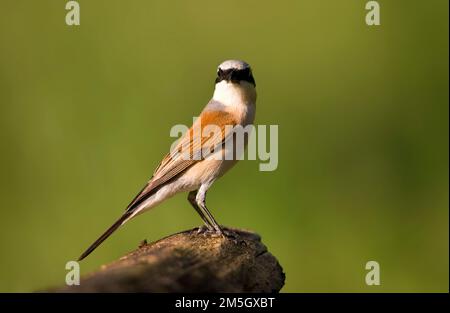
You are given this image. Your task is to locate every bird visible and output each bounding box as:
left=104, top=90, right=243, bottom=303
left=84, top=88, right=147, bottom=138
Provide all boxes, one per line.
left=78, top=60, right=257, bottom=261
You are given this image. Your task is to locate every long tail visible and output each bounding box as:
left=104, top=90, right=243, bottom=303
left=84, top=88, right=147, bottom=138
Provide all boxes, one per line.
left=77, top=172, right=180, bottom=260
left=78, top=211, right=133, bottom=261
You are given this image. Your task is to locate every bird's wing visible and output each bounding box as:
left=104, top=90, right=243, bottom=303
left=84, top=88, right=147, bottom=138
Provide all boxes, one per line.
left=125, top=109, right=238, bottom=212
left=78, top=108, right=238, bottom=261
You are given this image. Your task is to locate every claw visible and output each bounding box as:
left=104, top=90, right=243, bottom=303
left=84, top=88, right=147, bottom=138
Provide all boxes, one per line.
left=222, top=229, right=239, bottom=244
left=196, top=225, right=218, bottom=235
left=196, top=225, right=210, bottom=234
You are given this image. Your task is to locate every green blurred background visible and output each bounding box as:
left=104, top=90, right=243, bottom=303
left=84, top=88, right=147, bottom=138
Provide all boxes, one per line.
left=0, top=0, right=448, bottom=292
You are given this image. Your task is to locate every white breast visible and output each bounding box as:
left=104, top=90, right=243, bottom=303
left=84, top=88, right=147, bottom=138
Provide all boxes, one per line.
left=212, top=80, right=257, bottom=126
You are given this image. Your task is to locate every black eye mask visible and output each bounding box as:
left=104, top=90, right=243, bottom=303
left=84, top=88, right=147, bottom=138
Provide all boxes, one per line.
left=215, top=68, right=256, bottom=86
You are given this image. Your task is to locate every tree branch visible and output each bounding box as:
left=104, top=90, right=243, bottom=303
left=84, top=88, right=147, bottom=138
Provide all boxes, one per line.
left=58, top=227, right=285, bottom=293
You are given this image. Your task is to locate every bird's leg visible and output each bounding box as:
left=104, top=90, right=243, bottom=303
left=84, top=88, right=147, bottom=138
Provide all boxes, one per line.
left=195, top=186, right=224, bottom=236
left=188, top=190, right=214, bottom=233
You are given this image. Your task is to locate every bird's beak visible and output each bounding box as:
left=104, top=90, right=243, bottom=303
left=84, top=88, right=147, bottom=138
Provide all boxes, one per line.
left=223, top=69, right=233, bottom=82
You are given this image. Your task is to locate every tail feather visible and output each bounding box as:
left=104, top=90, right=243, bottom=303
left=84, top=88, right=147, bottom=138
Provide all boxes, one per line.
left=78, top=211, right=132, bottom=261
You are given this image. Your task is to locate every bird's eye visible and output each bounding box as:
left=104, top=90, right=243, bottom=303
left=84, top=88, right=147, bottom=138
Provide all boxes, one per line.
left=217, top=68, right=223, bottom=77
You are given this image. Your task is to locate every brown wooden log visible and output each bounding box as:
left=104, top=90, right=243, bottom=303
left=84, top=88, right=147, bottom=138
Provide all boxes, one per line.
left=58, top=227, right=285, bottom=293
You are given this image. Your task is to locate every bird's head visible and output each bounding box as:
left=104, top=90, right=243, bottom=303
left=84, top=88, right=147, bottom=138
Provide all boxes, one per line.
left=213, top=60, right=256, bottom=105
left=215, top=60, right=256, bottom=87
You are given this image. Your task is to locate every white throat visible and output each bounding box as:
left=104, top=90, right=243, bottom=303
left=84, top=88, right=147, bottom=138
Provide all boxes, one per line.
left=212, top=81, right=256, bottom=107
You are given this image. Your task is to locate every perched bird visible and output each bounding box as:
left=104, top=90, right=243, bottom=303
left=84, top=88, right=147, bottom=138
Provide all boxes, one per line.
left=78, top=60, right=257, bottom=260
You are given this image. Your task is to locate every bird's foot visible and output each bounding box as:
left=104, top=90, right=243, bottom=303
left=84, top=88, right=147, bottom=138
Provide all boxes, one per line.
left=196, top=225, right=227, bottom=238
left=209, top=226, right=239, bottom=243
left=196, top=226, right=241, bottom=244
left=222, top=229, right=239, bottom=243
left=196, top=225, right=214, bottom=235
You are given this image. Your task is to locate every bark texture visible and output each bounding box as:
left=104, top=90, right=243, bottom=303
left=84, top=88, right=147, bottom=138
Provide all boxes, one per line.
left=58, top=227, right=285, bottom=293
